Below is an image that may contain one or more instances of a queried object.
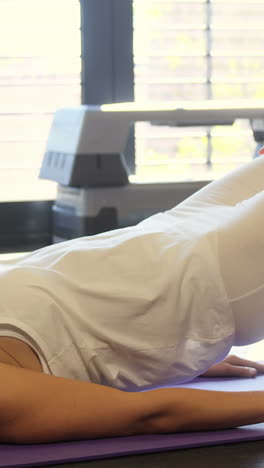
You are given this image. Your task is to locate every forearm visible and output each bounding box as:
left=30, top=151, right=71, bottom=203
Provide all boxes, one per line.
left=141, top=388, right=264, bottom=434
left=1, top=362, right=264, bottom=443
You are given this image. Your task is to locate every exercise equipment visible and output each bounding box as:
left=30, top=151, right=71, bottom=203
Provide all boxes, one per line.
left=39, top=100, right=264, bottom=242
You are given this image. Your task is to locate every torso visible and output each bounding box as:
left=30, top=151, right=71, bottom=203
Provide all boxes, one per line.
left=0, top=337, right=43, bottom=372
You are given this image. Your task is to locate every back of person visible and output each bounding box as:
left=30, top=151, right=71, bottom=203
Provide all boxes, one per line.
left=0, top=203, right=234, bottom=391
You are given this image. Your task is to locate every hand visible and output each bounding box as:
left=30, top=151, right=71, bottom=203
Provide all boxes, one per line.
left=201, top=355, right=264, bottom=378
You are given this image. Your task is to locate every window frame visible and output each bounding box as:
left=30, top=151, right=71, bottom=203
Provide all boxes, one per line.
left=80, top=0, right=135, bottom=173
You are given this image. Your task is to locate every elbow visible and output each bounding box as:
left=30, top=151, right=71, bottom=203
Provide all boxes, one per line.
left=136, top=389, right=184, bottom=435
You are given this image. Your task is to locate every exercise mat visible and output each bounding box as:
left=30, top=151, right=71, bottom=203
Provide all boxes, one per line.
left=1, top=374, right=264, bottom=467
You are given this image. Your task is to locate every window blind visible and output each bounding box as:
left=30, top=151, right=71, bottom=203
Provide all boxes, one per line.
left=133, top=0, right=264, bottom=181
left=0, top=0, right=81, bottom=201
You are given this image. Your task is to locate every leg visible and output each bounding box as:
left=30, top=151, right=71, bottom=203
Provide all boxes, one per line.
left=173, top=156, right=264, bottom=346
left=217, top=190, right=264, bottom=345
left=178, top=155, right=264, bottom=208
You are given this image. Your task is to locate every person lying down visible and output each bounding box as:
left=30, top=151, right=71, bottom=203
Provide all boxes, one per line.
left=0, top=155, right=264, bottom=443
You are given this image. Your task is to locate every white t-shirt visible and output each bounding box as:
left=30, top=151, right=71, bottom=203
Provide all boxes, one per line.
left=0, top=205, right=234, bottom=391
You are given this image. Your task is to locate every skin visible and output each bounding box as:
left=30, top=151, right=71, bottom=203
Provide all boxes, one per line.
left=201, top=354, right=264, bottom=378
left=0, top=352, right=263, bottom=443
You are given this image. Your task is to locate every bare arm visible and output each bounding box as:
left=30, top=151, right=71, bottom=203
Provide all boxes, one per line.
left=141, top=387, right=264, bottom=434
left=0, top=363, right=145, bottom=443
left=0, top=363, right=264, bottom=443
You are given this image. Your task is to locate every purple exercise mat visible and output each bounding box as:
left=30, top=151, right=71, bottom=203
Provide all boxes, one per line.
left=1, top=375, right=264, bottom=468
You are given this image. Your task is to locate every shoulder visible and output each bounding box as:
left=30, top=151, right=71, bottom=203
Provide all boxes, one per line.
left=0, top=337, right=43, bottom=372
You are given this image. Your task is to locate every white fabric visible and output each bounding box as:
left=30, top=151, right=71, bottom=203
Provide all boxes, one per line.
left=178, top=155, right=264, bottom=347
left=4, top=155, right=264, bottom=390
left=0, top=201, right=235, bottom=391
left=6, top=155, right=264, bottom=389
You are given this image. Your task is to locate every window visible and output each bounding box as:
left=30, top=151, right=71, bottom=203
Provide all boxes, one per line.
left=0, top=0, right=81, bottom=201
left=133, top=0, right=264, bottom=181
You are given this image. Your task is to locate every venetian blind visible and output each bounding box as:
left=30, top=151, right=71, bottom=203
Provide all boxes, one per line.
left=0, top=0, right=81, bottom=201
left=133, top=0, right=264, bottom=181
